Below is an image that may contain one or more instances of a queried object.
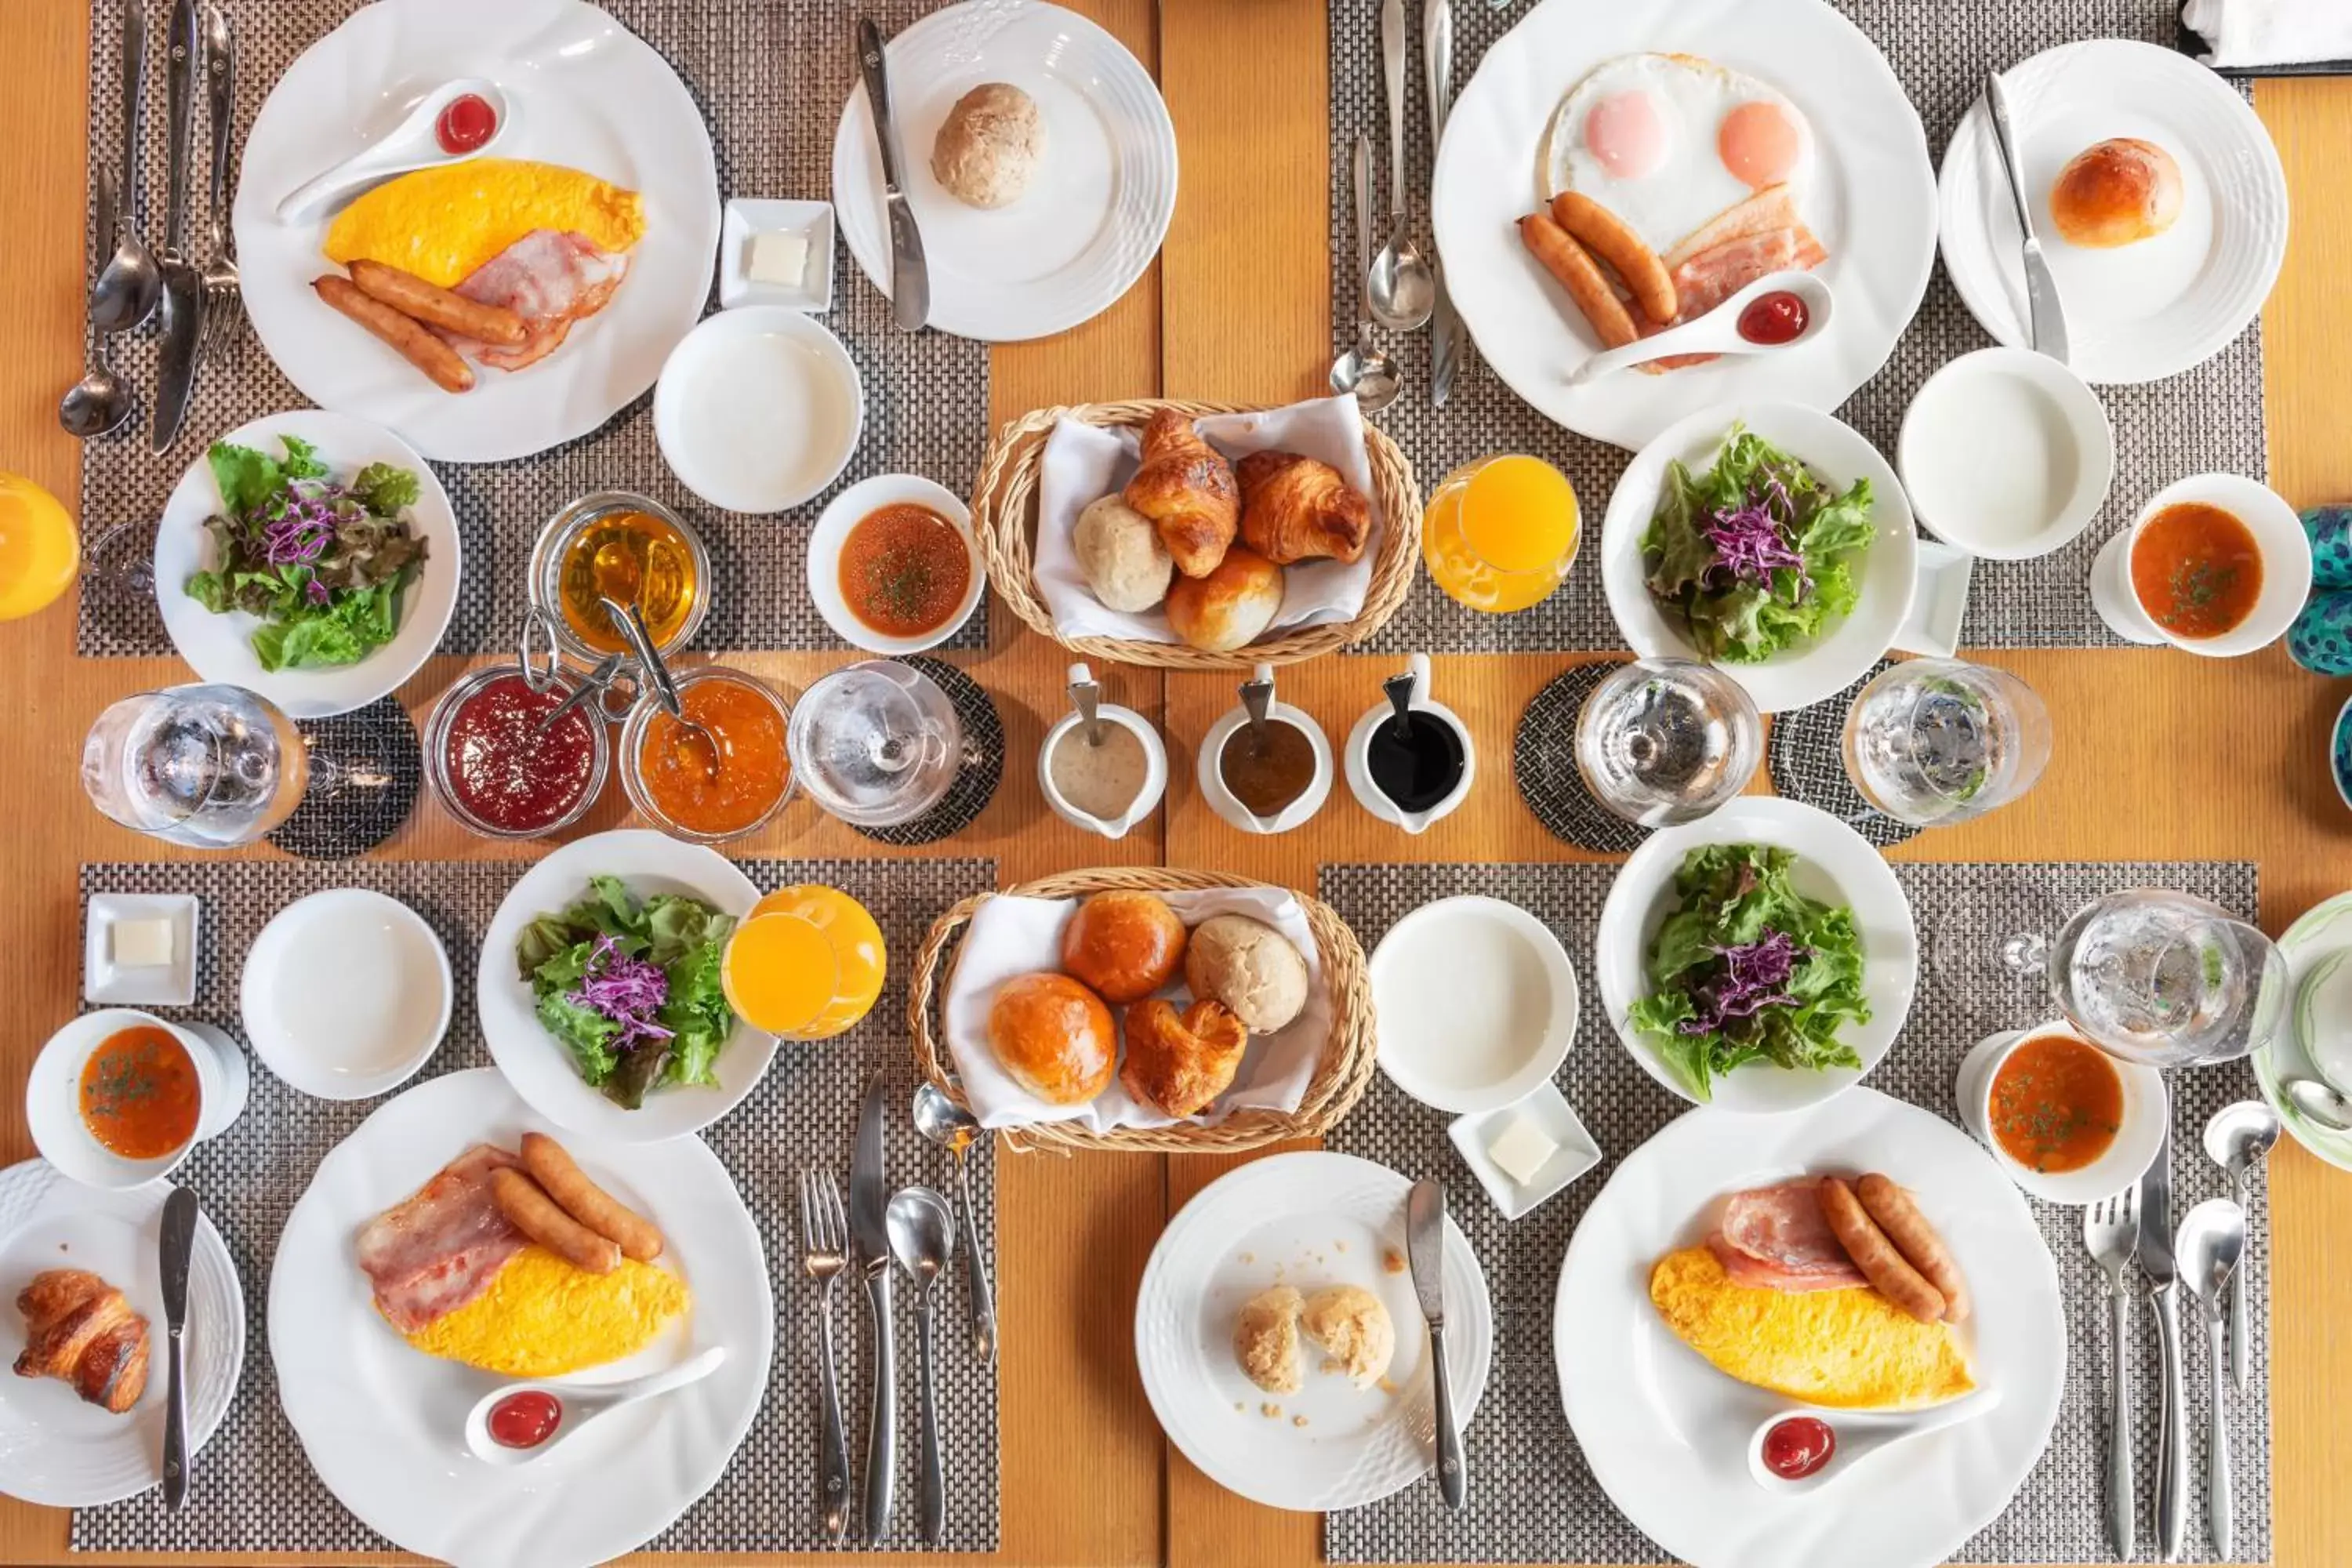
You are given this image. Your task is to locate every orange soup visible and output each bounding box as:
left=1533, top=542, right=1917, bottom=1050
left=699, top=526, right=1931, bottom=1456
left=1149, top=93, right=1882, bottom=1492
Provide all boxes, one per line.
left=78, top=1025, right=201, bottom=1159
left=1989, top=1032, right=2124, bottom=1174
left=2130, top=502, right=2263, bottom=640
left=640, top=676, right=789, bottom=837
left=838, top=505, right=971, bottom=639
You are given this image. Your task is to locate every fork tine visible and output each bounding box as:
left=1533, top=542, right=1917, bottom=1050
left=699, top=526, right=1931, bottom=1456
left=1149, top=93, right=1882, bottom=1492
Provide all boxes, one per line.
left=822, top=1171, right=848, bottom=1254
left=797, top=1170, right=815, bottom=1255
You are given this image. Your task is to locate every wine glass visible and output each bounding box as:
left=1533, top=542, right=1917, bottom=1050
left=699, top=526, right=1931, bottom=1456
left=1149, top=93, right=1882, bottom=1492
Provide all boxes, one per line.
left=80, top=684, right=383, bottom=848
left=1839, top=659, right=2052, bottom=829
left=2038, top=891, right=2288, bottom=1069
left=1573, top=657, right=1762, bottom=827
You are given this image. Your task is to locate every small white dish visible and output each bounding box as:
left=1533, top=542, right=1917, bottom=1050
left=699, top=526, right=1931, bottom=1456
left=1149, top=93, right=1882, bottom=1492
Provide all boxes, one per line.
left=1196, top=666, right=1333, bottom=836
left=1344, top=652, right=1475, bottom=836
left=241, top=889, right=452, bottom=1101
left=1905, top=541, right=1976, bottom=658
left=1570, top=270, right=1835, bottom=384
left=653, top=306, right=864, bottom=515
left=27, top=1010, right=249, bottom=1190
left=464, top=1346, right=728, bottom=1467
left=719, top=198, right=835, bottom=311
left=275, top=78, right=512, bottom=223
left=1039, top=666, right=1167, bottom=841
left=1899, top=347, right=2115, bottom=561
left=1745, top=1390, right=2004, bottom=1497
left=1955, top=1022, right=2168, bottom=1205
left=1370, top=895, right=1579, bottom=1114
left=2089, top=472, right=2313, bottom=655
left=83, top=893, right=200, bottom=1007
left=1447, top=1082, right=1601, bottom=1221
left=805, top=474, right=984, bottom=654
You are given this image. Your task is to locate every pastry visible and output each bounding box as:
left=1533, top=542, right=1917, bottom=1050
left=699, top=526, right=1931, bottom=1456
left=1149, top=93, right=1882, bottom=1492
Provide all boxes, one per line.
left=1184, top=913, right=1311, bottom=1033
left=1120, top=997, right=1249, bottom=1119
left=1073, top=494, right=1175, bottom=612
left=1299, top=1284, right=1395, bottom=1388
left=1123, top=409, right=1240, bottom=578
left=931, top=83, right=1046, bottom=209
left=1165, top=546, right=1283, bottom=653
left=14, top=1268, right=150, bottom=1414
left=1236, top=450, right=1373, bottom=566
left=1061, top=891, right=1188, bottom=1004
left=2049, top=138, right=2183, bottom=249
left=987, top=971, right=1116, bottom=1105
left=1234, top=1284, right=1305, bottom=1394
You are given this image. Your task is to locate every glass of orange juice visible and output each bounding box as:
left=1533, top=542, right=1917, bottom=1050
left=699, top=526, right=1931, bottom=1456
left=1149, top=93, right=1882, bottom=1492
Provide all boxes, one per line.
left=1421, top=455, right=1580, bottom=614
left=0, top=474, right=80, bottom=622
left=720, top=885, right=887, bottom=1040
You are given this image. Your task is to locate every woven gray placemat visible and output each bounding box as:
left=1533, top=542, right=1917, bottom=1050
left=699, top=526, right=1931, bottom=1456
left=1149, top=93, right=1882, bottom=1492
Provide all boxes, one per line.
left=76, top=0, right=988, bottom=660
left=1319, top=858, right=2270, bottom=1565
left=1335, top=0, right=2267, bottom=654
left=67, top=855, right=1000, bottom=1556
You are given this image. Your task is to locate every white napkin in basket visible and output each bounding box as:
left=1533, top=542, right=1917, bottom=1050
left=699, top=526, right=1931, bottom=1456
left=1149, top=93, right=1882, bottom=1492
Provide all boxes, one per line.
left=2183, top=0, right=2352, bottom=66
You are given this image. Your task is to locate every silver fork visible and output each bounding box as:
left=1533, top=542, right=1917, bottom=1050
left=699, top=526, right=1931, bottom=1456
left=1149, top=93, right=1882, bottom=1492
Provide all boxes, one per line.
left=2085, top=1187, right=2141, bottom=1562
left=196, top=4, right=241, bottom=363
left=800, top=1170, right=855, bottom=1543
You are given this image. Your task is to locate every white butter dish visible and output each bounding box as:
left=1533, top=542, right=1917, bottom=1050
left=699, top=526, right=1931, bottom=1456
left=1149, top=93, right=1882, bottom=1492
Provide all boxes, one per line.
left=1447, top=1081, right=1602, bottom=1221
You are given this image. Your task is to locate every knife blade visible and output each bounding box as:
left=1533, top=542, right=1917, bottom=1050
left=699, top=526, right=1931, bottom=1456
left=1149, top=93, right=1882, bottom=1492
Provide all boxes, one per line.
left=1406, top=1178, right=1466, bottom=1509
left=857, top=18, right=928, bottom=334
left=151, top=0, right=203, bottom=454
left=850, top=1072, right=897, bottom=1541
left=1424, top=0, right=1465, bottom=406
left=159, top=1185, right=198, bottom=1509
left=1984, top=73, right=2067, bottom=366
left=2137, top=1116, right=2187, bottom=1560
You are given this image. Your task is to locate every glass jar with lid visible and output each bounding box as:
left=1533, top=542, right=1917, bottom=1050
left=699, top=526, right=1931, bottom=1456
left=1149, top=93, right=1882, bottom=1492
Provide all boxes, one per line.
left=787, top=659, right=964, bottom=829
left=619, top=665, right=795, bottom=844
left=529, top=492, right=712, bottom=669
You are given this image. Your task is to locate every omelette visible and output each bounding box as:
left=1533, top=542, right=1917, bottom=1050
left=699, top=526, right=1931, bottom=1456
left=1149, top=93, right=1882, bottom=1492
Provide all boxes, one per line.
left=324, top=159, right=646, bottom=290
left=1647, top=1247, right=1974, bottom=1410
left=399, top=1244, right=689, bottom=1379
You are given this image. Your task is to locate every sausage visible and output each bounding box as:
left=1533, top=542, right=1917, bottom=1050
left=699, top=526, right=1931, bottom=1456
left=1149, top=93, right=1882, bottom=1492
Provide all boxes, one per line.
left=521, top=1131, right=664, bottom=1263
left=1549, top=190, right=1679, bottom=325
left=1518, top=212, right=1639, bottom=350
left=347, top=259, right=528, bottom=347
left=491, top=1167, right=620, bottom=1275
left=1857, top=1173, right=1970, bottom=1323
left=312, top=274, right=475, bottom=394
left=1817, top=1176, right=1945, bottom=1324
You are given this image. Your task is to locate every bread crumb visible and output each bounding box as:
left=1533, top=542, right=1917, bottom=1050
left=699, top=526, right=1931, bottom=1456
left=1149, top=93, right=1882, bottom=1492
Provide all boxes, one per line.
left=1240, top=1252, right=1254, bottom=1265
left=1334, top=1240, right=1348, bottom=1252
left=1292, top=1414, right=1310, bottom=1428
left=1377, top=1377, right=1399, bottom=1396
left=1381, top=1248, right=1406, bottom=1275
left=1260, top=1402, right=1282, bottom=1418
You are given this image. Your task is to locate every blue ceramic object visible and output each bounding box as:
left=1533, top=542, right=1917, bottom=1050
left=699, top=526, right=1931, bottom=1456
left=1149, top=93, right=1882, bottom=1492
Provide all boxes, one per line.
left=2333, top=697, right=2352, bottom=814
left=2291, top=589, right=2352, bottom=676
left=2304, top=506, right=2352, bottom=590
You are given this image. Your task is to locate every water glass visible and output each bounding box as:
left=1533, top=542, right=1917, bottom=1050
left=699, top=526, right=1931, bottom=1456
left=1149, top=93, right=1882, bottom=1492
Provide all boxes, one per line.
left=1574, top=657, right=1762, bottom=826
left=2038, top=890, right=2288, bottom=1069
left=81, top=684, right=311, bottom=848
left=1839, top=659, right=2052, bottom=828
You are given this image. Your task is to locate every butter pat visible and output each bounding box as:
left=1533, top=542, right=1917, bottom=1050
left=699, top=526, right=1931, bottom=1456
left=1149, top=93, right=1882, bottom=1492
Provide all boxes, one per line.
left=1486, top=1110, right=1558, bottom=1187
left=748, top=230, right=810, bottom=288
left=110, top=917, right=176, bottom=969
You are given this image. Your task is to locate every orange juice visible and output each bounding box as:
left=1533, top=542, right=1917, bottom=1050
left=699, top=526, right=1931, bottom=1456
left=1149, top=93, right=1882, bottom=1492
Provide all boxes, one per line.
left=0, top=474, right=78, bottom=622
left=1421, top=455, right=1579, bottom=614
left=723, top=886, right=887, bottom=1040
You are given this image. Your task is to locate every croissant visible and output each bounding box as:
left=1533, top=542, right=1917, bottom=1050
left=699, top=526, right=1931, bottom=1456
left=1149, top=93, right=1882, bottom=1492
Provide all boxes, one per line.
left=1236, top=450, right=1373, bottom=566
left=15, top=1269, right=150, bottom=1414
left=1121, top=409, right=1240, bottom=578
left=1120, top=997, right=1250, bottom=1119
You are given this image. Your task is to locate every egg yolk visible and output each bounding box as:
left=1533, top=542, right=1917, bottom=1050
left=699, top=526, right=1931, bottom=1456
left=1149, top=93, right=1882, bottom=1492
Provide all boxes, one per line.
left=1583, top=89, right=1669, bottom=181
left=1718, top=100, right=1801, bottom=189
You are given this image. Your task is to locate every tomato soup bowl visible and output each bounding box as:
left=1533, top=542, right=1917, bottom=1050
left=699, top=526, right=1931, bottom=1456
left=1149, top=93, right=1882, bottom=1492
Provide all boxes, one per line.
left=807, top=474, right=985, bottom=655
left=2089, top=472, right=2312, bottom=656
left=1955, top=1021, right=2169, bottom=1205
left=27, top=1009, right=250, bottom=1190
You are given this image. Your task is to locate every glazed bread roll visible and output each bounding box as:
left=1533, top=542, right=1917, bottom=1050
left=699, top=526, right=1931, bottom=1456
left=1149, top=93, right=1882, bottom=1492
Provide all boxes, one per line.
left=987, top=972, right=1116, bottom=1105
left=1123, top=408, right=1240, bottom=578
left=1073, top=494, right=1175, bottom=612
left=2049, top=138, right=2183, bottom=249
left=1061, top=891, right=1189, bottom=1003
left=1165, top=546, right=1283, bottom=653
left=931, top=83, right=1045, bottom=209
left=1120, top=997, right=1249, bottom=1119
left=1236, top=450, right=1373, bottom=566
left=1184, top=913, right=1311, bottom=1033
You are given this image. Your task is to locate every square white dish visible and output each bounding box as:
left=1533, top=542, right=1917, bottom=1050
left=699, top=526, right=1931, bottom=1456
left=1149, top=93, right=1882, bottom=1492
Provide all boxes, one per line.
left=84, top=893, right=201, bottom=1007
left=1448, top=1081, right=1602, bottom=1221
left=720, top=198, right=835, bottom=310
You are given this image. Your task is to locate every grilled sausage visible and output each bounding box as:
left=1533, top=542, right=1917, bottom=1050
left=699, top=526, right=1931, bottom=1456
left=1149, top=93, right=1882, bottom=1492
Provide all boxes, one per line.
left=490, top=1167, right=621, bottom=1276
left=347, top=259, right=528, bottom=348
left=521, top=1131, right=663, bottom=1263
left=313, top=274, right=475, bottom=394
left=1518, top=212, right=1639, bottom=350
left=1549, top=190, right=1679, bottom=325
left=1857, top=1173, right=1970, bottom=1323
left=1817, top=1175, right=1945, bottom=1323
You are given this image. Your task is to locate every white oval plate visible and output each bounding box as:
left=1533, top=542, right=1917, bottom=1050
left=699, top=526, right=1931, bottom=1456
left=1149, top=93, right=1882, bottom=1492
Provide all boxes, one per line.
left=1555, top=1088, right=2063, bottom=1568
left=232, top=0, right=720, bottom=463
left=833, top=0, right=1178, bottom=342
left=653, top=307, right=866, bottom=517
left=807, top=474, right=985, bottom=654
left=1598, top=797, right=1917, bottom=1113
left=0, top=1161, right=242, bottom=1507
left=1600, top=401, right=1918, bottom=715
left=270, top=1069, right=771, bottom=1568
left=1369, top=896, right=1578, bottom=1114
left=1135, top=1152, right=1490, bottom=1513
left=1431, top=0, right=1935, bottom=451
left=477, top=830, right=773, bottom=1144
left=241, top=887, right=453, bottom=1100
left=2256, top=891, right=2352, bottom=1172
left=152, top=409, right=461, bottom=720
left=1939, top=39, right=2288, bottom=385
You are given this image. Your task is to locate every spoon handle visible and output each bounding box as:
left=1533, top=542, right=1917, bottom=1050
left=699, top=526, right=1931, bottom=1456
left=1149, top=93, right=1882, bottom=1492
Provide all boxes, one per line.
left=916, top=1295, right=945, bottom=1545
left=1381, top=0, right=1407, bottom=220
left=2229, top=1174, right=2252, bottom=1391
left=817, top=1284, right=852, bottom=1541
left=2205, top=1309, right=2233, bottom=1557
left=118, top=0, right=144, bottom=248
left=954, top=1156, right=996, bottom=1363
left=2104, top=1287, right=2134, bottom=1562
left=1352, top=136, right=1375, bottom=339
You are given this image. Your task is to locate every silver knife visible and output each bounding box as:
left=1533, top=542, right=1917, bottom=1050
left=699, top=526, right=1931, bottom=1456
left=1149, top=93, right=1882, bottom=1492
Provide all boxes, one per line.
left=1984, top=73, right=2067, bottom=366
left=159, top=1185, right=198, bottom=1509
left=857, top=19, right=928, bottom=334
left=1406, top=1179, right=1466, bottom=1509
left=850, top=1073, right=897, bottom=1541
left=2137, top=1118, right=2187, bottom=1562
left=151, top=0, right=203, bottom=454
left=1424, top=0, right=1465, bottom=406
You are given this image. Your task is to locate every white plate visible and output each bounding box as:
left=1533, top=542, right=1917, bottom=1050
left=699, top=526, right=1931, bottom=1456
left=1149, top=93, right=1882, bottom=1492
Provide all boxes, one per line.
left=1598, top=797, right=1918, bottom=1113
left=2256, top=891, right=2352, bottom=1171
left=806, top=474, right=985, bottom=654
left=151, top=410, right=462, bottom=720
left=652, top=307, right=865, bottom=515
left=1555, top=1089, right=2063, bottom=1568
left=1431, top=0, right=1936, bottom=451
left=241, top=888, right=452, bottom=1100
left=270, top=1069, right=771, bottom=1568
left=1134, top=1152, right=1491, bottom=1513
left=0, top=1162, right=242, bottom=1507
left=1600, top=402, right=1919, bottom=714
left=832, top=0, right=1177, bottom=342
left=478, top=829, right=773, bottom=1143
left=1939, top=40, right=2288, bottom=385
left=232, top=0, right=721, bottom=463
left=1368, top=896, right=1578, bottom=1113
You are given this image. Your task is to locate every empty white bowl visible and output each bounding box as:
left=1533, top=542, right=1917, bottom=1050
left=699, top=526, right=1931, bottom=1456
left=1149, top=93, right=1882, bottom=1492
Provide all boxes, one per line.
left=241, top=889, right=452, bottom=1100
left=806, top=473, right=985, bottom=654
left=1369, top=896, right=1579, bottom=1114
left=1899, top=347, right=2114, bottom=561
left=654, top=307, right=864, bottom=514
left=1955, top=1022, right=2168, bottom=1205
left=27, top=1009, right=249, bottom=1190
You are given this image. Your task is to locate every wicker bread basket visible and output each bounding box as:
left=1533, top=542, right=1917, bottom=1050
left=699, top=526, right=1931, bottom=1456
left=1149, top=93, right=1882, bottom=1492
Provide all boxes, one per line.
left=907, top=868, right=1378, bottom=1153
left=971, top=398, right=1422, bottom=669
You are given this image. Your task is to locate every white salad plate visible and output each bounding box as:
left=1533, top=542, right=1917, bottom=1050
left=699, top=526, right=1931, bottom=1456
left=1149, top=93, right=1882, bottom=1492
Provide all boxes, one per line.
left=832, top=0, right=1178, bottom=342
left=1431, top=0, right=1936, bottom=451
left=1597, top=797, right=1918, bottom=1114
left=152, top=409, right=461, bottom=720
left=477, top=829, right=771, bottom=1144
left=1135, top=1152, right=1491, bottom=1513
left=0, top=1160, right=243, bottom=1507
left=2256, top=891, right=2352, bottom=1172
left=1940, top=39, right=2288, bottom=385
left=270, top=1069, right=772, bottom=1568
left=241, top=887, right=453, bottom=1100
left=233, top=0, right=721, bottom=463
left=1555, top=1088, right=2064, bottom=1568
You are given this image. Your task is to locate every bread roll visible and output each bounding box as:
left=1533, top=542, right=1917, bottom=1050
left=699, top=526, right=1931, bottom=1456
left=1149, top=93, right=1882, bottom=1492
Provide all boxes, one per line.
left=1299, top=1285, right=1395, bottom=1388
left=931, top=83, right=1045, bottom=209
left=987, top=972, right=1115, bottom=1105
left=1165, top=546, right=1283, bottom=653
left=1123, top=409, right=1240, bottom=578
left=1061, top=891, right=1189, bottom=1003
left=2049, top=138, right=2183, bottom=249
left=1183, top=913, right=1310, bottom=1033
left=1120, top=997, right=1249, bottom=1119
left=1234, top=1285, right=1303, bottom=1394
left=1074, top=495, right=1174, bottom=612
left=1237, top=450, right=1374, bottom=566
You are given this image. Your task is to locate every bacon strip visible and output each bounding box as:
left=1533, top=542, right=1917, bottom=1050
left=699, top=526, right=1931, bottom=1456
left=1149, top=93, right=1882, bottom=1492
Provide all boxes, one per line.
left=434, top=230, right=633, bottom=376
left=354, top=1144, right=527, bottom=1333
left=1707, top=1180, right=1868, bottom=1292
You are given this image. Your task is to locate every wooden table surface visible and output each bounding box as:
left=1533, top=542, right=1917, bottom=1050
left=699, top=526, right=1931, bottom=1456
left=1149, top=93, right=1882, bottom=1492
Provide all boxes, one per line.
left=2, top=0, right=2348, bottom=1564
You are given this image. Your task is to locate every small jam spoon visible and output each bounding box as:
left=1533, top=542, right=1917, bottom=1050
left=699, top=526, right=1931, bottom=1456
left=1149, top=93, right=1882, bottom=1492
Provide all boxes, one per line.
left=1570, top=270, right=1835, bottom=385
left=463, top=1346, right=728, bottom=1468
left=1745, top=1388, right=2003, bottom=1497
left=277, top=78, right=512, bottom=223
left=599, top=594, right=723, bottom=779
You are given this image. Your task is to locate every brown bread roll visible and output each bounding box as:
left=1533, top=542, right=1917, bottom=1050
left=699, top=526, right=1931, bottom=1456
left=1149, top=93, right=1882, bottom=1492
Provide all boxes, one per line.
left=1165, top=546, right=1283, bottom=653
left=987, top=972, right=1116, bottom=1105
left=1061, top=891, right=1189, bottom=1003
left=2049, top=138, right=2183, bottom=249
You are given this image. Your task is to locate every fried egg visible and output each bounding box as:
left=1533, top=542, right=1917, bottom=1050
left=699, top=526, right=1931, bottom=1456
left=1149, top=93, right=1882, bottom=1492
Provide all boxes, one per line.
left=323, top=158, right=647, bottom=291
left=1541, top=53, right=1817, bottom=259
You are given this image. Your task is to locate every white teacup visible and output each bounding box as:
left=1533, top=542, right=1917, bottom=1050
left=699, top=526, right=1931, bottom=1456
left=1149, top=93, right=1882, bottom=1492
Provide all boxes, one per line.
left=2089, top=473, right=2312, bottom=655
left=28, top=1009, right=250, bottom=1190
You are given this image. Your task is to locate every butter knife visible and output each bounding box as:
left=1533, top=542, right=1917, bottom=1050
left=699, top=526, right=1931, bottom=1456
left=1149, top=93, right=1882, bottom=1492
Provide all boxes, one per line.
left=1984, top=72, right=2067, bottom=365
left=2137, top=1118, right=2187, bottom=1561
left=151, top=0, right=203, bottom=454
left=1406, top=1178, right=1466, bottom=1509
left=858, top=18, right=927, bottom=334
left=159, top=1185, right=197, bottom=1509
left=1425, top=0, right=1465, bottom=406
left=850, top=1073, right=896, bottom=1541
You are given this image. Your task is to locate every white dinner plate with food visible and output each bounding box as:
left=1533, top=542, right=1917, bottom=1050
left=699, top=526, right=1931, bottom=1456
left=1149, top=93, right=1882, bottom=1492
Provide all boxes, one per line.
left=1368, top=895, right=1578, bottom=1114
left=1134, top=1152, right=1491, bottom=1513
left=270, top=1068, right=771, bottom=1568
left=1555, top=1088, right=2064, bottom=1568
left=832, top=0, right=1178, bottom=341
left=151, top=409, right=461, bottom=720
left=2254, top=891, right=2352, bottom=1171
left=1597, top=797, right=1917, bottom=1114
left=1431, top=0, right=1935, bottom=451
left=0, top=1161, right=242, bottom=1507
left=477, top=829, right=771, bottom=1144
left=1939, top=39, right=2288, bottom=385
left=1599, top=402, right=1921, bottom=714
left=233, top=0, right=720, bottom=463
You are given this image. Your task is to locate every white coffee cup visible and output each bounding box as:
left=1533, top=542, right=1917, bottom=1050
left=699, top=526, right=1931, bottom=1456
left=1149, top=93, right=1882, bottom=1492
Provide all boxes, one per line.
left=28, top=1009, right=250, bottom=1190
left=2089, top=473, right=2311, bottom=655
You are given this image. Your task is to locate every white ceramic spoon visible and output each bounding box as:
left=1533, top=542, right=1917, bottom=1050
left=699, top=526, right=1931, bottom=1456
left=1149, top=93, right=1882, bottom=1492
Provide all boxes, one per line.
left=1569, top=270, right=1835, bottom=385
left=463, top=1345, right=728, bottom=1468
left=277, top=78, right=513, bottom=223
left=1744, top=1387, right=2003, bottom=1497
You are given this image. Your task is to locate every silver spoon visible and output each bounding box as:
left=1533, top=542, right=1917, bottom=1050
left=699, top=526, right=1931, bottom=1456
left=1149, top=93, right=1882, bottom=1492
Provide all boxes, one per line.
left=2175, top=1199, right=2246, bottom=1559
left=2282, top=1073, right=2352, bottom=1131
left=92, top=0, right=162, bottom=335
left=65, top=167, right=140, bottom=440
left=1383, top=667, right=1417, bottom=742
left=910, top=1083, right=996, bottom=1363
left=886, top=1186, right=955, bottom=1548
left=1330, top=135, right=1400, bottom=413
left=597, top=593, right=722, bottom=779
left=1240, top=665, right=1276, bottom=755
left=1068, top=663, right=1105, bottom=749
left=461, top=1345, right=728, bottom=1468
left=2201, top=1101, right=2278, bottom=1391
left=1367, top=0, right=1436, bottom=332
